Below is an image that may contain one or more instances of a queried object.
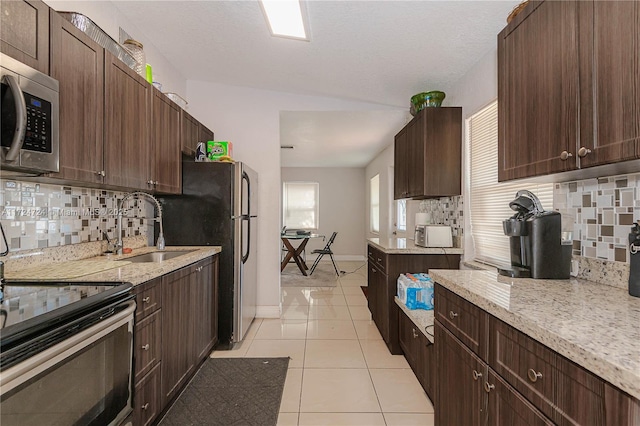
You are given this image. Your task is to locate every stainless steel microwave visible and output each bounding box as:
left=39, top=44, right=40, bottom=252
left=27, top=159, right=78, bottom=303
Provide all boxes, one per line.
left=1, top=53, right=59, bottom=175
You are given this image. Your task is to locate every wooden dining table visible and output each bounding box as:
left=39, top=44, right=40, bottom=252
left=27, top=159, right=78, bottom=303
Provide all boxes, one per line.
left=280, top=233, right=324, bottom=276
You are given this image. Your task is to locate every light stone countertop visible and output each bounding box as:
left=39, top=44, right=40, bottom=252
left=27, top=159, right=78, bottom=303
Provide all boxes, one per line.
left=368, top=237, right=464, bottom=255
left=428, top=269, right=640, bottom=400
left=395, top=296, right=435, bottom=344
left=5, top=245, right=222, bottom=287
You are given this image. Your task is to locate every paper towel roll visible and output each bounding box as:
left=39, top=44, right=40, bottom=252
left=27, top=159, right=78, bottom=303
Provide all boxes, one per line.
left=416, top=212, right=430, bottom=225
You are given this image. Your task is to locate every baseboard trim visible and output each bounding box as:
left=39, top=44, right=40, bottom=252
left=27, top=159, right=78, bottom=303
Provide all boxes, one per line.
left=305, top=255, right=366, bottom=262
left=256, top=305, right=281, bottom=318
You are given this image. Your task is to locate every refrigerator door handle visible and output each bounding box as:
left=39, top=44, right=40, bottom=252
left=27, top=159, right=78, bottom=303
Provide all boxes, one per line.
left=242, top=170, right=251, bottom=217
left=242, top=217, right=250, bottom=263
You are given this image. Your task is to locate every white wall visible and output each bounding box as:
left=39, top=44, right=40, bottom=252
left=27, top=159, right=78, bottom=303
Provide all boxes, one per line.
left=187, top=81, right=400, bottom=317
left=44, top=0, right=187, bottom=97
left=281, top=167, right=366, bottom=260
left=444, top=48, right=499, bottom=261
left=365, top=145, right=395, bottom=241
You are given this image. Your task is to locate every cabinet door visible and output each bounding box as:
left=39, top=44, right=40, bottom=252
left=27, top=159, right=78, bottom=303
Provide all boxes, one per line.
left=486, top=369, right=553, bottom=426
left=151, top=88, right=181, bottom=194
left=194, top=258, right=215, bottom=360
left=435, top=320, right=487, bottom=426
left=161, top=266, right=193, bottom=406
left=406, top=116, right=425, bottom=198
left=393, top=127, right=409, bottom=200
left=104, top=52, right=151, bottom=190
left=49, top=11, right=104, bottom=183
left=0, top=0, right=49, bottom=73
left=604, top=383, right=640, bottom=426
left=367, top=262, right=379, bottom=323
left=422, top=108, right=462, bottom=197
left=498, top=0, right=579, bottom=181
left=398, top=309, right=419, bottom=369
left=418, top=333, right=435, bottom=402
left=199, top=122, right=214, bottom=145
left=578, top=0, right=640, bottom=167
left=181, top=110, right=200, bottom=155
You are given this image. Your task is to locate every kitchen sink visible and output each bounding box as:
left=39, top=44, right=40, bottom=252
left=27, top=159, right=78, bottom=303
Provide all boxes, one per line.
left=121, top=250, right=196, bottom=263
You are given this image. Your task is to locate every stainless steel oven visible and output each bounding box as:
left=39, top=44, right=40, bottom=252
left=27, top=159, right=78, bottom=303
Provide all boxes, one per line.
left=0, top=282, right=135, bottom=425
left=0, top=52, right=59, bottom=175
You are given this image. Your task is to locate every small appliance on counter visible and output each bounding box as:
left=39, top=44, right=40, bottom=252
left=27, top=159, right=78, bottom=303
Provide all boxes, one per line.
left=414, top=225, right=453, bottom=248
left=498, top=190, right=571, bottom=279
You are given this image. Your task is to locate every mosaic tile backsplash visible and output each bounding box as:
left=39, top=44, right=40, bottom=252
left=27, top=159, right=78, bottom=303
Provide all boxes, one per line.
left=418, top=195, right=464, bottom=237
left=0, top=180, right=150, bottom=252
left=554, top=172, right=640, bottom=263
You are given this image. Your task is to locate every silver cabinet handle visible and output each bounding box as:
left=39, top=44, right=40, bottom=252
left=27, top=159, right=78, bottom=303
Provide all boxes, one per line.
left=527, top=368, right=543, bottom=382
left=412, top=328, right=419, bottom=338
left=377, top=258, right=382, bottom=263
left=196, top=266, right=203, bottom=272
left=371, top=268, right=376, bottom=273
left=560, top=151, right=573, bottom=161
left=141, top=403, right=149, bottom=410
left=3, top=74, right=27, bottom=162
left=95, top=170, right=105, bottom=176
left=449, top=311, right=458, bottom=319
left=142, top=296, right=151, bottom=303
left=473, top=370, right=482, bottom=381
left=578, top=147, right=592, bottom=157
left=141, top=344, right=150, bottom=351
left=484, top=382, right=495, bottom=393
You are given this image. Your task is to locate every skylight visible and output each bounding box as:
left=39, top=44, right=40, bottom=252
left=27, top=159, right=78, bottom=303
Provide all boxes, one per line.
left=260, top=0, right=309, bottom=41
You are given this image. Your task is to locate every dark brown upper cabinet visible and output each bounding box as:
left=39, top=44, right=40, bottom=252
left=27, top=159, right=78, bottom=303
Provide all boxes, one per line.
left=151, top=88, right=181, bottom=194
left=49, top=10, right=105, bottom=183
left=199, top=122, right=214, bottom=147
left=393, top=107, right=462, bottom=200
left=181, top=110, right=200, bottom=155
left=498, top=0, right=640, bottom=182
left=577, top=0, right=640, bottom=168
left=104, top=51, right=152, bottom=190
left=0, top=0, right=49, bottom=73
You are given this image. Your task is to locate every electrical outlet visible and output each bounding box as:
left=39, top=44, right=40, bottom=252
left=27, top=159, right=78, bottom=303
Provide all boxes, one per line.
left=570, top=259, right=579, bottom=277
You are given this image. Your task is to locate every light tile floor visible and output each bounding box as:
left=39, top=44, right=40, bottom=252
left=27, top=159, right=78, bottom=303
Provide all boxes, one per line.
left=210, top=261, right=435, bottom=426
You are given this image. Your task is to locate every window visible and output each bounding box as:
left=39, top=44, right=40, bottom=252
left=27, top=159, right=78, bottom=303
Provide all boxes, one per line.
left=370, top=174, right=380, bottom=233
left=396, top=199, right=407, bottom=232
left=282, top=181, right=319, bottom=230
left=468, top=101, right=553, bottom=266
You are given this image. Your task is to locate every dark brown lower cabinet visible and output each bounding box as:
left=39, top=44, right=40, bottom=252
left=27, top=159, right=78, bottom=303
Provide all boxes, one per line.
left=161, top=256, right=218, bottom=408
left=486, top=370, right=553, bottom=426
left=435, top=284, right=640, bottom=426
left=367, top=244, right=460, bottom=354
left=134, top=363, right=162, bottom=426
left=435, top=320, right=487, bottom=426
left=398, top=309, right=434, bottom=401
left=131, top=255, right=218, bottom=426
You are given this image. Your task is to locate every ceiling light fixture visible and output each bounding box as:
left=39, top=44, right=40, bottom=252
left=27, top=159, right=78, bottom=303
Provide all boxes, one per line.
left=259, top=0, right=309, bottom=41
left=280, top=145, right=295, bottom=149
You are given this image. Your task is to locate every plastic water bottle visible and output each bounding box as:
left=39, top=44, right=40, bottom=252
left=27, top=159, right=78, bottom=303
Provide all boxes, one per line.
left=629, top=223, right=640, bottom=297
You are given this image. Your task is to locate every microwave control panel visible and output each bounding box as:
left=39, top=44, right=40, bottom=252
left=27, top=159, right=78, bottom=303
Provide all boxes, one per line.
left=1, top=84, right=52, bottom=153
left=23, top=93, right=52, bottom=153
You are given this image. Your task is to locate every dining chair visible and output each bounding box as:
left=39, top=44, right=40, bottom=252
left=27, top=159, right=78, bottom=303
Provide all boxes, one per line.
left=309, top=232, right=339, bottom=276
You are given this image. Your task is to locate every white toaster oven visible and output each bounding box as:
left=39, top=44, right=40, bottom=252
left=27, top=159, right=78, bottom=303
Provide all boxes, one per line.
left=414, top=225, right=453, bottom=248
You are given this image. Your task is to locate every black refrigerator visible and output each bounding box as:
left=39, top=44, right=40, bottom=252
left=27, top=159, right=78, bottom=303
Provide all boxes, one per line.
left=158, top=159, right=258, bottom=349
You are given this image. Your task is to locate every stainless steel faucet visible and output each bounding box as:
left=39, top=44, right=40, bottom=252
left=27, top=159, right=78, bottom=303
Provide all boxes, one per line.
left=115, top=191, right=165, bottom=255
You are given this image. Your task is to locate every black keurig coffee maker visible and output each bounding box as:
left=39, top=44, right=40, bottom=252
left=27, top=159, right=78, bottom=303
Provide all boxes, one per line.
left=498, top=190, right=571, bottom=279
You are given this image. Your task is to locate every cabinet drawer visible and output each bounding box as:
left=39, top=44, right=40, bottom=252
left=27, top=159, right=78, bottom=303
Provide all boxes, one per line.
left=435, top=283, right=488, bottom=360
left=134, top=362, right=162, bottom=426
left=490, top=317, right=604, bottom=425
left=134, top=277, right=162, bottom=321
left=134, top=310, right=162, bottom=382
left=367, top=245, right=386, bottom=273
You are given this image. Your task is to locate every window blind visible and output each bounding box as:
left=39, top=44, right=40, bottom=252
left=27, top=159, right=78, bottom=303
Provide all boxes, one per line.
left=468, top=101, right=553, bottom=266
left=283, top=181, right=319, bottom=230
left=370, top=174, right=380, bottom=233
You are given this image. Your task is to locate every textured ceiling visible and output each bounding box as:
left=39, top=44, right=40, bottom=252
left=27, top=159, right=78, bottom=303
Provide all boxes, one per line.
left=112, top=0, right=519, bottom=167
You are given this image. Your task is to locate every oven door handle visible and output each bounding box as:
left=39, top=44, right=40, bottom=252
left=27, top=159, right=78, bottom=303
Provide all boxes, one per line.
left=0, top=300, right=136, bottom=396
left=3, top=74, right=27, bottom=162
